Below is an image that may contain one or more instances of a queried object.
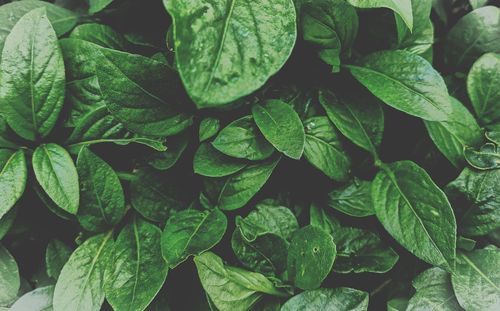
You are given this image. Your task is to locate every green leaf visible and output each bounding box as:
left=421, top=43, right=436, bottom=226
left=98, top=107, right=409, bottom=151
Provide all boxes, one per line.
left=0, top=0, right=77, bottom=52
left=0, top=8, right=65, bottom=141
left=88, top=0, right=114, bottom=14
left=303, top=116, right=351, bottom=181
left=347, top=0, right=413, bottom=31
left=464, top=143, right=500, bottom=170
left=446, top=168, right=500, bottom=236
left=104, top=218, right=168, bottom=311
left=161, top=209, right=227, bottom=268
left=451, top=249, right=500, bottom=311
left=327, top=179, right=375, bottom=217
left=252, top=100, right=305, bottom=159
left=212, top=116, right=275, bottom=161
left=372, top=161, right=457, bottom=270
left=46, top=239, right=72, bottom=280
left=301, top=0, right=358, bottom=70
left=130, top=168, right=191, bottom=222
left=287, top=225, right=336, bottom=290
left=216, top=156, right=281, bottom=210
left=0, top=207, right=17, bottom=240
left=281, top=287, right=369, bottom=311
left=194, top=252, right=288, bottom=311
left=236, top=202, right=298, bottom=242
left=92, top=43, right=192, bottom=137
left=333, top=227, right=399, bottom=273
left=387, top=298, right=409, bottom=311
left=395, top=0, right=434, bottom=55
left=32, top=144, right=80, bottom=215
left=406, top=267, right=462, bottom=311
left=467, top=53, right=500, bottom=129
left=319, top=88, right=384, bottom=158
left=445, top=6, right=500, bottom=70
left=70, top=23, right=128, bottom=50
left=193, top=143, right=247, bottom=177
left=10, top=286, right=55, bottom=311
left=0, top=244, right=19, bottom=305
left=144, top=133, right=189, bottom=171
left=424, top=96, right=483, bottom=167
left=0, top=150, right=27, bottom=219
left=199, top=117, right=221, bottom=142
left=310, top=203, right=342, bottom=235
left=76, top=147, right=126, bottom=232
left=346, top=50, right=452, bottom=121
left=164, top=0, right=297, bottom=107
left=53, top=232, right=114, bottom=311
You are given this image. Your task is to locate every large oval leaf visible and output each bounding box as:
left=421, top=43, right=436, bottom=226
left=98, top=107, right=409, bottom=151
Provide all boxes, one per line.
left=0, top=8, right=65, bottom=141
left=53, top=232, right=114, bottom=311
left=105, top=218, right=168, bottom=311
left=32, top=144, right=79, bottom=215
left=347, top=50, right=451, bottom=121
left=0, top=150, right=27, bottom=219
left=424, top=97, right=483, bottom=167
left=165, top=0, right=297, bottom=107
left=76, top=147, right=126, bottom=232
left=287, top=225, right=336, bottom=290
left=467, top=53, right=500, bottom=129
left=451, top=249, right=500, bottom=310
left=281, top=287, right=369, bottom=311
left=372, top=161, right=456, bottom=270
left=252, top=100, right=305, bottom=160
left=194, top=252, right=288, bottom=311
left=161, top=209, right=227, bottom=268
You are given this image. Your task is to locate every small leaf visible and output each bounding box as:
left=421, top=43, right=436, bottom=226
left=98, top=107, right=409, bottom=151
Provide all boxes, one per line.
left=199, top=117, right=220, bottom=142
left=32, top=144, right=79, bottom=215
left=281, top=287, right=369, bottom=311
left=10, top=286, right=55, bottom=311
left=464, top=143, right=500, bottom=170
left=327, top=179, right=375, bottom=217
left=193, top=143, right=247, bottom=177
left=0, top=244, right=19, bottom=305
left=161, top=209, right=227, bottom=268
left=252, top=100, right=305, bottom=159
left=287, top=225, right=336, bottom=290
left=0, top=150, right=27, bottom=219
left=46, top=239, right=72, bottom=280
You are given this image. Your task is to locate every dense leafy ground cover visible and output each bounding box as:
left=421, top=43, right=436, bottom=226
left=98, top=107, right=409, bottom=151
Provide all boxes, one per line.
left=0, top=0, right=499, bottom=310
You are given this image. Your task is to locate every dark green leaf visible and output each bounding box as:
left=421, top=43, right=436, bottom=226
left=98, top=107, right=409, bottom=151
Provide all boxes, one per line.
left=372, top=161, right=456, bottom=270
left=212, top=116, right=275, bottom=161
left=303, top=116, right=350, bottom=181
left=162, top=208, right=227, bottom=268
left=145, top=133, right=189, bottom=171
left=252, top=100, right=305, bottom=159
left=464, top=143, right=500, bottom=170
left=46, top=239, right=72, bottom=280
left=165, top=0, right=297, bottom=107
left=309, top=203, right=342, bottom=235
left=287, top=225, right=336, bottom=290
left=0, top=8, right=65, bottom=141
left=32, top=144, right=80, bottom=215
left=105, top=218, right=168, bottom=311
left=76, top=147, right=126, bottom=232
left=194, top=143, right=247, bottom=177
left=395, top=0, right=434, bottom=55
left=347, top=0, right=413, bottom=30
left=199, top=117, right=221, bottom=142
left=327, top=179, right=375, bottom=217
left=347, top=50, right=452, bottom=121
left=70, top=23, right=128, bottom=50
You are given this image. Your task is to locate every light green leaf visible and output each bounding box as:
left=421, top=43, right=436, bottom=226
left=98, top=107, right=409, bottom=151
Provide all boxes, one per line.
left=0, top=244, right=19, bottom=305
left=212, top=116, right=275, bottom=161
left=53, top=232, right=114, bottom=311
left=0, top=150, right=27, bottom=219
left=319, top=88, right=384, bottom=158
left=32, top=144, right=79, bottom=215
left=281, top=287, right=369, bottom=311
left=424, top=96, right=483, bottom=167
left=347, top=0, right=413, bottom=30
left=346, top=50, right=451, bottom=121
left=303, top=116, right=350, bottom=181
left=395, top=0, right=434, bottom=55
left=104, top=218, right=168, bottom=311
left=406, top=267, right=462, bottom=311
left=0, top=8, right=65, bottom=141
left=162, top=209, right=227, bottom=268
left=194, top=252, right=288, bottom=311
left=165, top=0, right=297, bottom=107
left=76, top=147, right=126, bottom=232
left=252, top=100, right=305, bottom=159
left=372, top=161, right=456, bottom=270
left=451, top=249, right=500, bottom=311
left=10, top=285, right=55, bottom=311
left=88, top=0, right=114, bottom=14
left=287, top=225, right=336, bottom=290
left=199, top=117, right=220, bottom=142
left=467, top=53, right=500, bottom=129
